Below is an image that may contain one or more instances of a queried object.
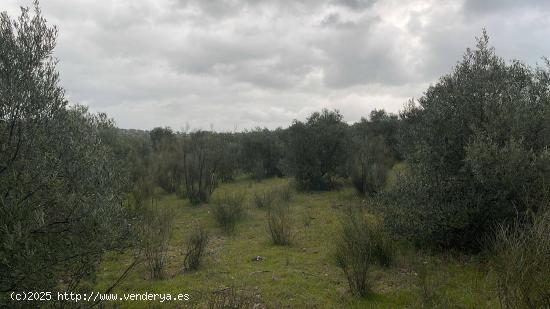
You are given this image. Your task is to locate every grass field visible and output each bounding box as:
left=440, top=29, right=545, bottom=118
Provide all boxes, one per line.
left=91, top=177, right=499, bottom=308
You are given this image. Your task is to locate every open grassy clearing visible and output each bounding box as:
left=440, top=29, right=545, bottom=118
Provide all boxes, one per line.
left=92, top=177, right=498, bottom=308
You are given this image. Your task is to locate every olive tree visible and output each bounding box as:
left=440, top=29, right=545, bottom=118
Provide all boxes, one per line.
left=0, top=3, right=128, bottom=295
left=215, top=132, right=240, bottom=183
left=283, top=109, right=349, bottom=190
left=349, top=113, right=396, bottom=196
left=182, top=131, right=222, bottom=203
left=239, top=128, right=284, bottom=180
left=385, top=32, right=550, bottom=250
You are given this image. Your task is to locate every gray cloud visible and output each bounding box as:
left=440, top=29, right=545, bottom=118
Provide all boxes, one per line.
left=462, top=0, right=550, bottom=16
left=3, top=0, right=550, bottom=130
left=332, top=0, right=376, bottom=10
left=318, top=14, right=415, bottom=87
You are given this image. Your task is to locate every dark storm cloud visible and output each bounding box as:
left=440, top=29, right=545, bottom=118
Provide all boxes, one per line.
left=3, top=0, right=550, bottom=130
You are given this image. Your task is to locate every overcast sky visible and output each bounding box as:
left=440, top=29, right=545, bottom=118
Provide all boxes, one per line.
left=4, top=0, right=550, bottom=131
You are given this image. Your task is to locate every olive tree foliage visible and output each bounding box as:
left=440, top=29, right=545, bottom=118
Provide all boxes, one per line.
left=238, top=128, right=284, bottom=180
left=283, top=109, right=349, bottom=190
left=0, top=4, right=128, bottom=294
left=137, top=200, right=174, bottom=280
left=384, top=31, right=550, bottom=250
left=122, top=128, right=237, bottom=205
left=120, top=131, right=155, bottom=207
left=349, top=111, right=397, bottom=196
left=215, top=132, right=240, bottom=183
left=363, top=110, right=402, bottom=160
left=149, top=127, right=183, bottom=194
left=182, top=131, right=224, bottom=204
left=150, top=126, right=175, bottom=151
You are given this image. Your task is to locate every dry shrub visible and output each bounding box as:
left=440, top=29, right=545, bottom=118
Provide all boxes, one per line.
left=183, top=225, right=209, bottom=271
left=207, top=288, right=257, bottom=309
left=267, top=203, right=293, bottom=246
left=253, top=185, right=293, bottom=209
left=138, top=198, right=174, bottom=280
left=252, top=190, right=276, bottom=209
left=212, top=193, right=245, bottom=233
left=273, top=184, right=293, bottom=203
left=335, top=210, right=394, bottom=297
left=491, top=210, right=550, bottom=309
left=411, top=256, right=453, bottom=308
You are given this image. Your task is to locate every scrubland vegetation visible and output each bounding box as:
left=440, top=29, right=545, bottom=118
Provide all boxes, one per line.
left=1, top=3, right=550, bottom=308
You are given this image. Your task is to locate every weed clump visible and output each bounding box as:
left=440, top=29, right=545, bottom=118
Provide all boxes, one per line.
left=253, top=185, right=293, bottom=209
left=335, top=210, right=394, bottom=297
left=252, top=190, right=276, bottom=209
left=490, top=210, right=550, bottom=309
left=274, top=185, right=293, bottom=203
left=411, top=256, right=453, bottom=308
left=183, top=225, right=209, bottom=271
left=267, top=203, right=293, bottom=246
left=137, top=197, right=174, bottom=280
left=207, top=287, right=257, bottom=309
left=212, top=193, right=245, bottom=233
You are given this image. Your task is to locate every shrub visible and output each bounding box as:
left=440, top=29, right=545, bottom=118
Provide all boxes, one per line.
left=150, top=127, right=175, bottom=151
left=274, top=185, right=293, bottom=203
left=335, top=215, right=371, bottom=297
left=490, top=210, right=550, bottom=309
left=351, top=162, right=389, bottom=196
left=183, top=225, right=209, bottom=271
left=131, top=177, right=155, bottom=208
left=370, top=228, right=394, bottom=268
left=182, top=131, right=221, bottom=204
left=335, top=211, right=393, bottom=297
left=411, top=256, right=454, bottom=308
left=282, top=109, right=350, bottom=191
left=149, top=128, right=182, bottom=194
left=138, top=199, right=174, bottom=280
left=253, top=185, right=294, bottom=210
left=267, top=203, right=293, bottom=246
left=0, top=4, right=129, bottom=295
left=238, top=128, right=284, bottom=180
left=416, top=259, right=434, bottom=306
left=349, top=121, right=395, bottom=196
left=252, top=190, right=276, bottom=209
left=387, top=32, right=550, bottom=251
left=207, top=288, right=256, bottom=309
left=212, top=193, right=245, bottom=233
left=215, top=132, right=240, bottom=183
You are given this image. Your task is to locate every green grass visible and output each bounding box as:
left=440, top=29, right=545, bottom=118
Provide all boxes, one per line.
left=92, top=177, right=498, bottom=308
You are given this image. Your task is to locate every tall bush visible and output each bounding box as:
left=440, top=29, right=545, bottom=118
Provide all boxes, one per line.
left=138, top=198, right=174, bottom=280
left=349, top=134, right=393, bottom=196
left=182, top=131, right=221, bottom=204
left=349, top=111, right=398, bottom=196
left=0, top=4, right=128, bottom=295
left=385, top=32, right=550, bottom=250
left=283, top=109, right=349, bottom=190
left=238, top=128, right=284, bottom=180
